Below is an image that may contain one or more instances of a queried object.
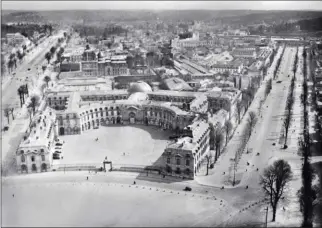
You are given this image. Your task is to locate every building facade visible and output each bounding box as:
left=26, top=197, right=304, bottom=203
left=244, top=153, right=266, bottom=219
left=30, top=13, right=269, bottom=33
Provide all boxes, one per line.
left=16, top=108, right=57, bottom=173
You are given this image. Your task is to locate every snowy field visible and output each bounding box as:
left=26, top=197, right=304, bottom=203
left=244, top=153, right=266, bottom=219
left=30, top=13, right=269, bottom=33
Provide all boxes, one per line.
left=59, top=125, right=172, bottom=166
left=2, top=176, right=233, bottom=227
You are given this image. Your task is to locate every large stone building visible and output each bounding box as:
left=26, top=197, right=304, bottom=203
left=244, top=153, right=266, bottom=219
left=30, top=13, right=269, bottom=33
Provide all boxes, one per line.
left=161, top=119, right=210, bottom=179
left=19, top=76, right=241, bottom=178
left=16, top=108, right=57, bottom=173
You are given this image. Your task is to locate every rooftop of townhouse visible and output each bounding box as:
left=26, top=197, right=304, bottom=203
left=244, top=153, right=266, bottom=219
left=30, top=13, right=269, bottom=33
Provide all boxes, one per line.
left=166, top=137, right=197, bottom=151
left=19, top=108, right=56, bottom=148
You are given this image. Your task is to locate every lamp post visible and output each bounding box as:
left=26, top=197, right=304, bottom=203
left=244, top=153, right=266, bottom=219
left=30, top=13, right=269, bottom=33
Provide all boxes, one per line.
left=264, top=206, right=269, bottom=228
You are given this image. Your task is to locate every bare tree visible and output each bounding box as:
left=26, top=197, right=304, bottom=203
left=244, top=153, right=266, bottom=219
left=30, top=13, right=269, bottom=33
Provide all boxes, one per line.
left=258, top=99, right=264, bottom=116
left=28, top=95, right=40, bottom=115
left=45, top=52, right=52, bottom=64
left=214, top=126, right=224, bottom=162
left=265, top=79, right=272, bottom=98
left=9, top=108, right=14, bottom=121
left=247, top=111, right=257, bottom=139
left=283, top=114, right=292, bottom=146
left=4, top=108, right=10, bottom=124
left=260, top=159, right=293, bottom=222
left=27, top=107, right=33, bottom=125
left=236, top=100, right=243, bottom=124
left=43, top=75, right=51, bottom=88
left=205, top=154, right=212, bottom=176
left=224, top=119, right=233, bottom=146
left=17, top=86, right=25, bottom=107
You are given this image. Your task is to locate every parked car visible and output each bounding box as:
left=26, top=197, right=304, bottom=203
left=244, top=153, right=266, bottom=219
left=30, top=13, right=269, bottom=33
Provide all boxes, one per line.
left=184, top=186, right=192, bottom=191
left=54, top=150, right=62, bottom=154
left=55, top=143, right=63, bottom=146
left=53, top=153, right=60, bottom=159
left=276, top=81, right=282, bottom=83
left=3, top=126, right=9, bottom=131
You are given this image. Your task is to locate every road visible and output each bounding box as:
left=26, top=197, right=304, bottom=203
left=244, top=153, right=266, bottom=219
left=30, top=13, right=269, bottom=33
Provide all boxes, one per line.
left=240, top=46, right=298, bottom=187
left=1, top=31, right=65, bottom=174
left=1, top=32, right=63, bottom=130
left=196, top=45, right=286, bottom=187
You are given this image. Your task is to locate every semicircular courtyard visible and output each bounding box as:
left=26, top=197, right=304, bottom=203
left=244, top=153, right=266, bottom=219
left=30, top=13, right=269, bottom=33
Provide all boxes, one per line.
left=58, top=125, right=172, bottom=167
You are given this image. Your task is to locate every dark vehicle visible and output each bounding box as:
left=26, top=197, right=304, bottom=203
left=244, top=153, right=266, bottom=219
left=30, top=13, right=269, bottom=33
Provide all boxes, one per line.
left=28, top=68, right=31, bottom=71
left=55, top=143, right=63, bottom=146
left=169, top=135, right=179, bottom=140
left=53, top=153, right=60, bottom=159
left=3, top=126, right=9, bottom=131
left=184, top=186, right=192, bottom=191
left=276, top=81, right=282, bottom=83
left=55, top=150, right=62, bottom=154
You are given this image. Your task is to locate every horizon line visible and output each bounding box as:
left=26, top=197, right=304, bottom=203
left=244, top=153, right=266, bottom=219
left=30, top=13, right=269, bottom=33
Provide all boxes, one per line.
left=3, top=9, right=322, bottom=11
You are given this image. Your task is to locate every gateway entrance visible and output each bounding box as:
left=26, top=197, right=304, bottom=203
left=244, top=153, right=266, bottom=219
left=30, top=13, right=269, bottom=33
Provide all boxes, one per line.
left=129, top=112, right=136, bottom=124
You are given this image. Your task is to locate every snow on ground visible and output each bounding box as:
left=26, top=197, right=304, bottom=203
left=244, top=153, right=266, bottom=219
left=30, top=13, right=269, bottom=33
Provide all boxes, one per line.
left=195, top=46, right=286, bottom=188
left=59, top=125, right=171, bottom=166
left=2, top=174, right=233, bottom=227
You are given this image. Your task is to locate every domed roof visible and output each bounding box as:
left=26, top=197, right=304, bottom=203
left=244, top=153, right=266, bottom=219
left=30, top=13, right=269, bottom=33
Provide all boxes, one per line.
left=128, top=92, right=149, bottom=103
left=128, top=81, right=152, bottom=94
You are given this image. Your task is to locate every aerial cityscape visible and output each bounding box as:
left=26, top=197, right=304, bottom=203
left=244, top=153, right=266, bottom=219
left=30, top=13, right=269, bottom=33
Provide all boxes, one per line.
left=1, top=1, right=322, bottom=227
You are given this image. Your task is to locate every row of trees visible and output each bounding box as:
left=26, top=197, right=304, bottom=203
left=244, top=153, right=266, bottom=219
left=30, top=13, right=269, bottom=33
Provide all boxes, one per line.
left=293, top=47, right=299, bottom=78
left=298, top=48, right=319, bottom=227
left=282, top=76, right=295, bottom=147
left=206, top=119, right=233, bottom=176
left=264, top=78, right=273, bottom=98
left=1, top=23, right=53, bottom=39
left=7, top=44, right=28, bottom=74
left=232, top=111, right=258, bottom=186
left=45, top=38, right=65, bottom=64
left=273, top=45, right=286, bottom=80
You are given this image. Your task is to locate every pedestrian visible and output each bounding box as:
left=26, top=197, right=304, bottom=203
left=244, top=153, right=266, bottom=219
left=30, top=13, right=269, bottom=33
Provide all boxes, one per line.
left=86, top=176, right=88, bottom=180
left=12, top=194, right=14, bottom=198
left=133, top=181, right=136, bottom=185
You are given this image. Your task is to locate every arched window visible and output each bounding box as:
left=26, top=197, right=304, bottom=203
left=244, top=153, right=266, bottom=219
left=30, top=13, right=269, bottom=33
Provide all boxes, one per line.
left=176, top=157, right=181, bottom=165
left=167, top=157, right=171, bottom=164
left=21, top=155, right=25, bottom=162
left=31, top=156, right=35, bottom=162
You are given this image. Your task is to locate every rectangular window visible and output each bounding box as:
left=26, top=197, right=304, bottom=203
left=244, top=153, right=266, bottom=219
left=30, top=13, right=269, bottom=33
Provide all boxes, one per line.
left=176, top=158, right=180, bottom=165
left=167, top=157, right=170, bottom=164
left=186, top=159, right=190, bottom=166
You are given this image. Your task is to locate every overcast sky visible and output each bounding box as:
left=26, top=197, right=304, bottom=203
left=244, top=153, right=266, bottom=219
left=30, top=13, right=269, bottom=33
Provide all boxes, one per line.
left=2, top=1, right=322, bottom=11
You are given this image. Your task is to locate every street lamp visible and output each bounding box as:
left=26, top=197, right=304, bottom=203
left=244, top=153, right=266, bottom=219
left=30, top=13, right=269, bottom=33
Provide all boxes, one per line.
left=264, top=206, right=269, bottom=228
